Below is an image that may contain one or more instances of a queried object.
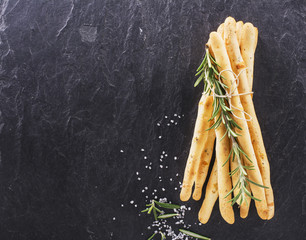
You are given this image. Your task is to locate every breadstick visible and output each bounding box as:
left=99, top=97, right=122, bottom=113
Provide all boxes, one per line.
left=209, top=29, right=268, bottom=220
left=216, top=21, right=253, bottom=216
left=192, top=128, right=216, bottom=200
left=198, top=159, right=218, bottom=224
left=224, top=17, right=274, bottom=220
left=240, top=23, right=258, bottom=91
left=240, top=25, right=257, bottom=217
left=180, top=94, right=214, bottom=201
left=236, top=21, right=244, bottom=46
left=240, top=181, right=252, bottom=218
left=217, top=23, right=224, bottom=39
left=215, top=112, right=235, bottom=224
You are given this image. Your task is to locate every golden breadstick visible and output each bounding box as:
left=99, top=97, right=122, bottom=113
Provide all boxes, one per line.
left=217, top=23, right=224, bottom=39
left=209, top=29, right=268, bottom=220
left=236, top=21, right=244, bottom=46
left=240, top=23, right=258, bottom=91
left=216, top=22, right=253, bottom=216
left=215, top=112, right=235, bottom=224
left=193, top=128, right=216, bottom=200
left=198, top=159, right=218, bottom=224
left=224, top=17, right=274, bottom=220
left=240, top=180, right=252, bottom=218
left=180, top=95, right=214, bottom=201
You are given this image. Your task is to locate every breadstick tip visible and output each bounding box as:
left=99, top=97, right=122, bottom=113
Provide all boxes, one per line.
left=225, top=16, right=236, bottom=25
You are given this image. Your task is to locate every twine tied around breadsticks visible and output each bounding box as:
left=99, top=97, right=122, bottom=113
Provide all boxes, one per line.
left=204, top=67, right=253, bottom=122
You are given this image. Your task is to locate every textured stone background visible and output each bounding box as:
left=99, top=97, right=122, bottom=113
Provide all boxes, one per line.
left=0, top=0, right=305, bottom=239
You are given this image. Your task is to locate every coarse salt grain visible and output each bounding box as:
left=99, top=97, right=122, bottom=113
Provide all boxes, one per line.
left=120, top=150, right=124, bottom=152
left=141, top=148, right=145, bottom=151
left=130, top=200, right=134, bottom=204
left=159, top=136, right=162, bottom=139
left=174, top=156, right=177, bottom=160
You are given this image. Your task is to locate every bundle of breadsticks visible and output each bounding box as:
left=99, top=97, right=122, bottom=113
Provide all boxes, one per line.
left=180, top=17, right=274, bottom=224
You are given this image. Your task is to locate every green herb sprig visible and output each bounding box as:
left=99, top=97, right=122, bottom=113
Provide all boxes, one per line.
left=142, top=200, right=210, bottom=240
left=141, top=200, right=180, bottom=221
left=195, top=45, right=268, bottom=205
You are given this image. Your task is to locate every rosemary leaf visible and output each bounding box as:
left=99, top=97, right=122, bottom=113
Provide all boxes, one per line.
left=147, top=232, right=156, bottom=240
left=157, top=213, right=179, bottom=219
left=179, top=229, right=211, bottom=240
left=154, top=201, right=180, bottom=209
left=246, top=178, right=269, bottom=189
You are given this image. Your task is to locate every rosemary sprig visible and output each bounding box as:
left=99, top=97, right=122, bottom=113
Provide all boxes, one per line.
left=141, top=200, right=180, bottom=221
left=195, top=45, right=267, bottom=205
left=142, top=200, right=209, bottom=240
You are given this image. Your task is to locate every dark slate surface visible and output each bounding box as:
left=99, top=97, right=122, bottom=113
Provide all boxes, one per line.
left=0, top=0, right=305, bottom=239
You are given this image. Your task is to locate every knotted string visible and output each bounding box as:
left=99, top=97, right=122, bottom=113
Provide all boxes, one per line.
left=204, top=68, right=253, bottom=122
